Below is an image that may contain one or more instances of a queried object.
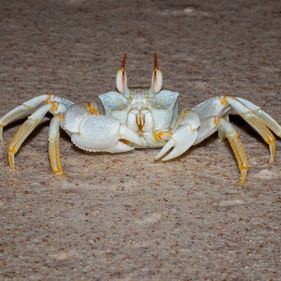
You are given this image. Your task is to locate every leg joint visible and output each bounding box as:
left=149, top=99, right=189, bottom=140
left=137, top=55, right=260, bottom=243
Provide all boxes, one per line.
left=220, top=96, right=229, bottom=106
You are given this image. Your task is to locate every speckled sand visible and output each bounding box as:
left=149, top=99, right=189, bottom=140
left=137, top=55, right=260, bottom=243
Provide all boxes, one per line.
left=0, top=1, right=280, bottom=280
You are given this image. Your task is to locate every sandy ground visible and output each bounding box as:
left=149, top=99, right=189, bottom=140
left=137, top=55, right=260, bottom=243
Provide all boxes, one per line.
left=0, top=0, right=281, bottom=280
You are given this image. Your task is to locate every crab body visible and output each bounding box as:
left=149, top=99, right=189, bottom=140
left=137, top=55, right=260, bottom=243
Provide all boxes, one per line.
left=1, top=53, right=281, bottom=186
left=99, top=88, right=179, bottom=148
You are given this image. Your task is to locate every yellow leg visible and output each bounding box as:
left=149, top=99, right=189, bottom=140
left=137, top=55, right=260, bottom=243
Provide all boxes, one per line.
left=220, top=119, right=248, bottom=186
left=48, top=137, right=64, bottom=176
left=241, top=112, right=276, bottom=163
left=48, top=115, right=64, bottom=176
left=0, top=94, right=51, bottom=141
left=235, top=97, right=281, bottom=138
left=256, top=110, right=281, bottom=138
left=218, top=115, right=229, bottom=142
left=227, top=134, right=249, bottom=186
left=8, top=118, right=41, bottom=169
left=7, top=104, right=51, bottom=169
left=227, top=97, right=277, bottom=163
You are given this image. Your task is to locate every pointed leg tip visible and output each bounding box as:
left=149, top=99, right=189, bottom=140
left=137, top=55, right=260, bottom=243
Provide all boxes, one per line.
left=8, top=147, right=16, bottom=170
left=8, top=156, right=15, bottom=171
left=238, top=171, right=247, bottom=187
left=53, top=169, right=65, bottom=176
left=269, top=155, right=275, bottom=164
left=238, top=180, right=245, bottom=188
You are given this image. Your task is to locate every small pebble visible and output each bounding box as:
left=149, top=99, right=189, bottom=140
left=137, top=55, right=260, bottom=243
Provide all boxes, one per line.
left=216, top=199, right=246, bottom=207
left=253, top=169, right=280, bottom=180
left=135, top=213, right=162, bottom=226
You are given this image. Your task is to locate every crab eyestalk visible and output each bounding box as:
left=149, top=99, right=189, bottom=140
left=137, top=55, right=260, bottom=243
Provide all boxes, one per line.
left=150, top=52, right=163, bottom=94
left=116, top=53, right=129, bottom=96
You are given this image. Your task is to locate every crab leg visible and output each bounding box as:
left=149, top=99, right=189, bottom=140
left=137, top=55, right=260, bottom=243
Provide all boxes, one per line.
left=220, top=118, right=248, bottom=185
left=227, top=97, right=277, bottom=163
left=191, top=114, right=249, bottom=185
left=218, top=115, right=229, bottom=142
left=0, top=94, right=50, bottom=141
left=236, top=97, right=281, bottom=137
left=8, top=104, right=52, bottom=169
left=48, top=114, right=64, bottom=175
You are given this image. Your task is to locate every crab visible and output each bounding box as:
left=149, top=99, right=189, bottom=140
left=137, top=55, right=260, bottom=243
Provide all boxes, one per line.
left=1, top=53, right=281, bottom=185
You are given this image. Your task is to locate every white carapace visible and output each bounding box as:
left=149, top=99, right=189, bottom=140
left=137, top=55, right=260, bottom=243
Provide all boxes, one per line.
left=1, top=53, right=281, bottom=186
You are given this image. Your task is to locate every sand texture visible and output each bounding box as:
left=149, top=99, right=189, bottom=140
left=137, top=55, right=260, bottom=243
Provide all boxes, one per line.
left=0, top=0, right=281, bottom=280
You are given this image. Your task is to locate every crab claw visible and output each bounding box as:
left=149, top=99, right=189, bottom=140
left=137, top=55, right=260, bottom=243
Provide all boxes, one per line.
left=155, top=110, right=200, bottom=161
left=155, top=125, right=199, bottom=161
left=69, top=115, right=144, bottom=153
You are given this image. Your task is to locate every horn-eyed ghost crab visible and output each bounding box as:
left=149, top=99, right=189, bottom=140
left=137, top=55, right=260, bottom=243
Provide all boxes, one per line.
left=1, top=53, right=281, bottom=185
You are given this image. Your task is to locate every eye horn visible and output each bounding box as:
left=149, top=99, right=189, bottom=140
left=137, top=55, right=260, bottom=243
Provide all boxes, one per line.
left=150, top=52, right=163, bottom=94
left=116, top=53, right=129, bottom=95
